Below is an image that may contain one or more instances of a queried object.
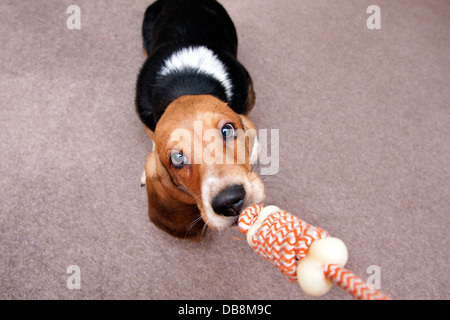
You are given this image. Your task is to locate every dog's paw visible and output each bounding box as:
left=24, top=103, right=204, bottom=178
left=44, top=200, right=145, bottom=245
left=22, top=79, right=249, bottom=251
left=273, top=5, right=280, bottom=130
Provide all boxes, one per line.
left=140, top=170, right=146, bottom=187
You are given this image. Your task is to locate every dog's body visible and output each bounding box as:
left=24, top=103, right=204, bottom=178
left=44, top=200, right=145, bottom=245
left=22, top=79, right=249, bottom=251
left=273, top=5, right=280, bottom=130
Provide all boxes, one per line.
left=136, top=0, right=265, bottom=240
left=136, top=0, right=255, bottom=132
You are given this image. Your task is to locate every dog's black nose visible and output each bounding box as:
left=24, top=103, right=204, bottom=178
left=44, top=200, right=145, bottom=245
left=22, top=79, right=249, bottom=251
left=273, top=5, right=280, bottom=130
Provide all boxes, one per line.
left=211, top=185, right=246, bottom=217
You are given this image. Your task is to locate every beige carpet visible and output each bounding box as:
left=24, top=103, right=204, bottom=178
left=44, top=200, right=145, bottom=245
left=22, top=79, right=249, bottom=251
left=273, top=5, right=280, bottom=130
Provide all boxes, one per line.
left=0, top=0, right=449, bottom=299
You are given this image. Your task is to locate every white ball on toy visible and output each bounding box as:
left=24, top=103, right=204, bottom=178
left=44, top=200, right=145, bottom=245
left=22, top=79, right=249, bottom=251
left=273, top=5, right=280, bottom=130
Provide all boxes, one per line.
left=308, top=237, right=348, bottom=267
left=296, top=258, right=333, bottom=297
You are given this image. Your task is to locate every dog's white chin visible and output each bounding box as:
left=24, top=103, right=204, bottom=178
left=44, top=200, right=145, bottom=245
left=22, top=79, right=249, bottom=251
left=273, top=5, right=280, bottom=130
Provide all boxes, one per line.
left=202, top=208, right=237, bottom=230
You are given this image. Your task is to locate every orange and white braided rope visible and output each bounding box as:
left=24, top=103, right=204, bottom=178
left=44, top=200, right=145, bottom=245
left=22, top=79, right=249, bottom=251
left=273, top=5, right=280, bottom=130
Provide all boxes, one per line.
left=238, top=204, right=389, bottom=300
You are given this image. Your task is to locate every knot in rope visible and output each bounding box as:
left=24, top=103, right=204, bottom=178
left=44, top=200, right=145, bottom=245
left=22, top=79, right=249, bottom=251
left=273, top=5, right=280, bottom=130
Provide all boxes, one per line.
left=238, top=204, right=328, bottom=282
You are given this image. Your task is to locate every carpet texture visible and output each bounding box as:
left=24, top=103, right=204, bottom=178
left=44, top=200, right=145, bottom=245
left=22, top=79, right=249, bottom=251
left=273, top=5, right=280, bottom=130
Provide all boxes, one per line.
left=0, top=0, right=449, bottom=300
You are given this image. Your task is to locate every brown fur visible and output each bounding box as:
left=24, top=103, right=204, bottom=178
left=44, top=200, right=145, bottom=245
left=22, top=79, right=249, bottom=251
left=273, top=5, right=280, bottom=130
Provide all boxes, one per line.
left=144, top=95, right=265, bottom=240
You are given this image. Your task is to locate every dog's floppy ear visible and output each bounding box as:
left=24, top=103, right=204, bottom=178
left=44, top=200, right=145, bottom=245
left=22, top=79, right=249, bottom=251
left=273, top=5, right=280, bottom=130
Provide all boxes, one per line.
left=239, top=115, right=259, bottom=165
left=144, top=150, right=205, bottom=241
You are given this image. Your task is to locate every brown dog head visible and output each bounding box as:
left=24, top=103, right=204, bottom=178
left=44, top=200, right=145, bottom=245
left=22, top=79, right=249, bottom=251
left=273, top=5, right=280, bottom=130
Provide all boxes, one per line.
left=144, top=95, right=265, bottom=240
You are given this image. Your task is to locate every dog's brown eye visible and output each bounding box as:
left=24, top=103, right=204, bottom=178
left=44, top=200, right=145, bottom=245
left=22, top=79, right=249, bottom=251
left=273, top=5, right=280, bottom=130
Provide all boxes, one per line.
left=170, top=151, right=187, bottom=168
left=221, top=123, right=236, bottom=140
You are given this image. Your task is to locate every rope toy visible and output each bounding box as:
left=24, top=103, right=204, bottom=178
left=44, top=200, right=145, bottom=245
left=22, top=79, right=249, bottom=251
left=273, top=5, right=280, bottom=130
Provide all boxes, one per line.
left=238, top=204, right=390, bottom=300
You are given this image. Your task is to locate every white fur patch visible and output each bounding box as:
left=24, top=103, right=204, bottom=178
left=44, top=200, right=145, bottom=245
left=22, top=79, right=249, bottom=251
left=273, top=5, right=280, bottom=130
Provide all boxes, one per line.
left=200, top=170, right=265, bottom=230
left=158, top=46, right=233, bottom=101
left=201, top=175, right=235, bottom=229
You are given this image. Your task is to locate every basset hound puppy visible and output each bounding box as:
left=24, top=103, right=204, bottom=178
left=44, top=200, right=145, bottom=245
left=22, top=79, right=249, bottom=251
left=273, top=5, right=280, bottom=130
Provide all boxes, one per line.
left=135, top=0, right=265, bottom=240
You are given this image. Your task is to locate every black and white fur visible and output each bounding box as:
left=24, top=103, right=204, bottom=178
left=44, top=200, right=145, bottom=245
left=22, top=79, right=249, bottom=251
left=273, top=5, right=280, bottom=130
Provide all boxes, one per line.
left=135, top=0, right=255, bottom=132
